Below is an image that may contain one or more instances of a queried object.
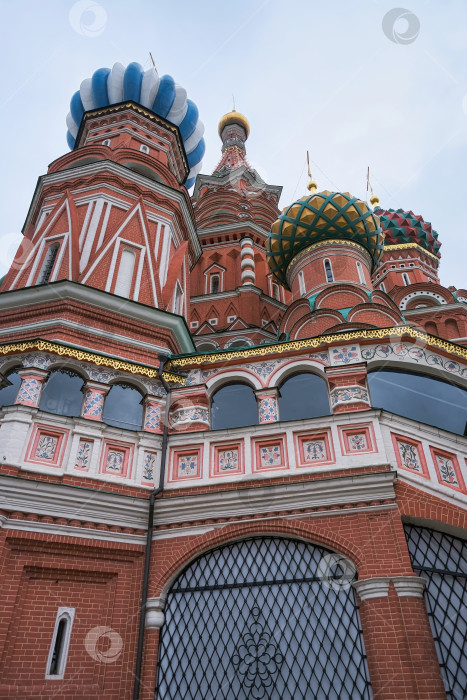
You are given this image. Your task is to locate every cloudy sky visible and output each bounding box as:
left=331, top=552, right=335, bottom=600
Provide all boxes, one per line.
left=1, top=0, right=466, bottom=288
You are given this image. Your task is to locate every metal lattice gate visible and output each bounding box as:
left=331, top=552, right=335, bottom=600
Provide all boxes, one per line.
left=404, top=525, right=467, bottom=699
left=156, top=537, right=372, bottom=699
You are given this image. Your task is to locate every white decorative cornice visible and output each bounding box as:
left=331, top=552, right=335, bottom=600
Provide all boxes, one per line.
left=153, top=472, right=396, bottom=526
left=392, top=576, right=426, bottom=598
left=0, top=470, right=396, bottom=534
left=353, top=578, right=391, bottom=600
left=0, top=281, right=195, bottom=354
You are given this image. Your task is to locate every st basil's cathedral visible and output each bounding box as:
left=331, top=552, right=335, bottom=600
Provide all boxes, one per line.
left=0, top=60, right=466, bottom=699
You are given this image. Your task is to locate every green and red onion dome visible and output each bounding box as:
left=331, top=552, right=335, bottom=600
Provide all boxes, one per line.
left=267, top=190, right=384, bottom=287
left=375, top=208, right=441, bottom=258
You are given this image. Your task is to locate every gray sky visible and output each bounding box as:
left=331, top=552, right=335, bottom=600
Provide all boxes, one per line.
left=1, top=0, right=466, bottom=289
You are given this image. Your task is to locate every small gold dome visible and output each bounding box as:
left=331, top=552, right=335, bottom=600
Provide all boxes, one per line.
left=218, top=109, right=250, bottom=138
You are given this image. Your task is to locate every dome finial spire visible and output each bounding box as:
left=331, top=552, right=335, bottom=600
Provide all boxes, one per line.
left=307, top=151, right=317, bottom=193
left=367, top=166, right=380, bottom=208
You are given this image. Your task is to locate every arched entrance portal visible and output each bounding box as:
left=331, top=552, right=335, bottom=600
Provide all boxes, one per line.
left=156, top=537, right=372, bottom=699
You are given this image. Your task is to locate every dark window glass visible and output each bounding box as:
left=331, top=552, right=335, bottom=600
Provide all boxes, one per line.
left=39, top=243, right=59, bottom=284
left=368, top=369, right=467, bottom=436
left=405, top=525, right=467, bottom=699
left=49, top=618, right=67, bottom=675
left=210, top=274, right=220, bottom=294
left=157, top=537, right=372, bottom=699
left=102, top=383, right=143, bottom=431
left=211, top=383, right=258, bottom=430
left=279, top=372, right=330, bottom=421
left=39, top=369, right=84, bottom=417
left=324, top=259, right=334, bottom=283
left=0, top=370, right=21, bottom=408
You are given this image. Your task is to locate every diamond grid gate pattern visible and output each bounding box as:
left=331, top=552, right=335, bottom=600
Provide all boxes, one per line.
left=404, top=525, right=467, bottom=699
left=156, top=537, right=372, bottom=699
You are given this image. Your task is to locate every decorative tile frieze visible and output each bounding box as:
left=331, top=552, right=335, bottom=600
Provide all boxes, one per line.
left=25, top=423, right=69, bottom=468
left=211, top=441, right=244, bottom=478
left=330, top=345, right=362, bottom=366
left=295, top=430, right=334, bottom=467
left=142, top=452, right=158, bottom=484
left=15, top=369, right=48, bottom=407
left=81, top=382, right=110, bottom=421
left=430, top=447, right=465, bottom=491
left=74, top=439, right=93, bottom=471
left=143, top=397, right=163, bottom=433
left=252, top=436, right=288, bottom=473
left=330, top=386, right=370, bottom=409
left=100, top=440, right=134, bottom=478
left=255, top=388, right=279, bottom=424
left=169, top=445, right=203, bottom=482
left=391, top=433, right=429, bottom=478
left=362, top=342, right=467, bottom=379
left=338, top=424, right=376, bottom=456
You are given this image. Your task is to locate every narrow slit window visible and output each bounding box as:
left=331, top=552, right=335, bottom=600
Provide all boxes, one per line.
left=380, top=282, right=386, bottom=292
left=324, top=259, right=334, bottom=283
left=356, top=261, right=365, bottom=284
left=402, top=272, right=410, bottom=286
left=272, top=282, right=280, bottom=300
left=298, top=270, right=306, bottom=295
left=38, top=243, right=59, bottom=284
left=45, top=607, right=75, bottom=680
left=114, top=248, right=136, bottom=298
left=210, top=274, right=220, bottom=294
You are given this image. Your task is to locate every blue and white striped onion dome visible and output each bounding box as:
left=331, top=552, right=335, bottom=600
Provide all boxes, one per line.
left=66, top=62, right=205, bottom=189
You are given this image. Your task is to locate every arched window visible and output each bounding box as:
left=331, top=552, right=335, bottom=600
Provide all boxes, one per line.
left=279, top=372, right=330, bottom=421
left=114, top=248, right=136, bottom=298
left=173, top=284, right=183, bottom=315
left=402, top=272, right=410, bottom=286
left=210, top=274, right=220, bottom=294
left=368, top=369, right=467, bottom=435
left=157, top=537, right=372, bottom=699
left=324, top=259, right=334, bottom=283
left=425, top=321, right=438, bottom=335
left=404, top=525, right=467, bottom=698
left=39, top=369, right=84, bottom=417
left=102, top=383, right=144, bottom=431
left=0, top=368, right=21, bottom=408
left=272, top=282, right=280, bottom=300
left=45, top=607, right=75, bottom=680
left=38, top=243, right=60, bottom=284
left=445, top=319, right=460, bottom=338
left=356, top=261, right=365, bottom=284
left=298, top=270, right=306, bottom=296
left=211, top=382, right=258, bottom=430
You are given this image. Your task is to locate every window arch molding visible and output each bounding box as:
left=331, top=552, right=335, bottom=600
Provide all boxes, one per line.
left=224, top=336, right=254, bottom=349
left=269, top=359, right=328, bottom=389
left=365, top=358, right=467, bottom=391
left=206, top=370, right=262, bottom=398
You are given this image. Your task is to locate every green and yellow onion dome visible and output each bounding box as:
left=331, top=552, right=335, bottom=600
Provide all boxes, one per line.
left=267, top=190, right=384, bottom=287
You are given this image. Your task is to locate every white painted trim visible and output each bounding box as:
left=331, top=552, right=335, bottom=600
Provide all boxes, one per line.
left=393, top=576, right=426, bottom=598
left=353, top=578, right=391, bottom=600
